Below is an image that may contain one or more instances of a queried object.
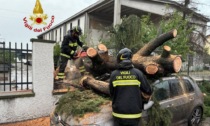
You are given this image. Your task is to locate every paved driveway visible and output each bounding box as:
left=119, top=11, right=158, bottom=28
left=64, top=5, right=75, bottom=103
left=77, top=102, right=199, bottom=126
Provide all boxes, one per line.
left=201, top=117, right=210, bottom=126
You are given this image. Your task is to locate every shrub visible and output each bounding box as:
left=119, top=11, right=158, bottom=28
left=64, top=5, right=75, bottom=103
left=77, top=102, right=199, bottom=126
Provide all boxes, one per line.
left=199, top=81, right=210, bottom=118
left=55, top=89, right=110, bottom=118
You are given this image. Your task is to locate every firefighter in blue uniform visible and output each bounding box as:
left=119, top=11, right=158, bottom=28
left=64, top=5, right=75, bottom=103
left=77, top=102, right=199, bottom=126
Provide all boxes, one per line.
left=109, top=48, right=153, bottom=126
left=56, top=26, right=84, bottom=81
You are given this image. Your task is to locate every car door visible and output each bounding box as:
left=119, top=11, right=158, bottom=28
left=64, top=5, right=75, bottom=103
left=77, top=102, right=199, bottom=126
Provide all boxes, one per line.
left=154, top=78, right=188, bottom=124
left=180, top=77, right=196, bottom=117
left=166, top=78, right=190, bottom=124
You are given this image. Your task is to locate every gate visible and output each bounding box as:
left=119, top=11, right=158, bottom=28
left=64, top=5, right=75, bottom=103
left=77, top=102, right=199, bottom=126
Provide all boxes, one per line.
left=0, top=42, right=32, bottom=92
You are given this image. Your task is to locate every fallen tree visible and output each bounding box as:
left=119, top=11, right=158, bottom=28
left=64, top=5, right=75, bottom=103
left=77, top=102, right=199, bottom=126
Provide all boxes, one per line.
left=83, top=29, right=180, bottom=76
left=54, top=29, right=180, bottom=125
left=57, top=29, right=181, bottom=95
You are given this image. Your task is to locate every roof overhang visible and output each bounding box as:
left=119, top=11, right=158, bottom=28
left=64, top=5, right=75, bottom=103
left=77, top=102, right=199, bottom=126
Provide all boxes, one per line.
left=37, top=0, right=210, bottom=38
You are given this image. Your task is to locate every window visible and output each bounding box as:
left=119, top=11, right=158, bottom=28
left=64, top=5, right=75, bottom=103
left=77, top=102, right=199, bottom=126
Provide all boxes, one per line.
left=78, top=19, right=80, bottom=26
left=154, top=81, right=170, bottom=101
left=169, top=79, right=183, bottom=97
left=60, top=28, right=62, bottom=41
left=49, top=32, right=51, bottom=40
left=70, top=23, right=72, bottom=30
left=52, top=30, right=54, bottom=40
left=154, top=78, right=193, bottom=102
left=55, top=30, right=57, bottom=41
left=183, top=79, right=194, bottom=93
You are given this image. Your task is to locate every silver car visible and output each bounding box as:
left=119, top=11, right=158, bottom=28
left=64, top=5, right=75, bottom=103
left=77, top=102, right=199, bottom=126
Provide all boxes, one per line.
left=148, top=75, right=204, bottom=126
left=50, top=75, right=204, bottom=126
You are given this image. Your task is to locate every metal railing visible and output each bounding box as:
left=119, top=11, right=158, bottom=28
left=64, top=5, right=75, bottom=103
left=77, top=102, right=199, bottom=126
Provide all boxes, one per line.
left=0, top=42, right=32, bottom=92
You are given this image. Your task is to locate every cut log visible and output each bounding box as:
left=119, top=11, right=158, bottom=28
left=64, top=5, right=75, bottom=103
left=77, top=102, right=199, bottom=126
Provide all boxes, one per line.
left=80, top=76, right=110, bottom=95
left=145, top=63, right=159, bottom=75
left=157, top=55, right=182, bottom=73
left=98, top=43, right=108, bottom=52
left=86, top=47, right=117, bottom=76
left=132, top=57, right=159, bottom=75
left=87, top=47, right=104, bottom=64
left=79, top=76, right=152, bottom=100
left=137, top=29, right=177, bottom=56
left=132, top=45, right=182, bottom=75
left=161, top=45, right=171, bottom=58
left=132, top=54, right=182, bottom=75
left=97, top=43, right=109, bottom=62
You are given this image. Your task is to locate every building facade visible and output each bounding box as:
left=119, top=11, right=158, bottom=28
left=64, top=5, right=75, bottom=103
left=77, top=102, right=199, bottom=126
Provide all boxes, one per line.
left=38, top=0, right=209, bottom=47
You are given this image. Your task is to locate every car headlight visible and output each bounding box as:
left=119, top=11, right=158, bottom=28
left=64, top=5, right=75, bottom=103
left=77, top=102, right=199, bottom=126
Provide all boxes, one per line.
left=203, top=93, right=207, bottom=97
left=51, top=112, right=60, bottom=124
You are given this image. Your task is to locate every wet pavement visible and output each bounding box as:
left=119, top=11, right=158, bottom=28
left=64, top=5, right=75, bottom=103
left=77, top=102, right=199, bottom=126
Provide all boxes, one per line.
left=201, top=117, right=210, bottom=126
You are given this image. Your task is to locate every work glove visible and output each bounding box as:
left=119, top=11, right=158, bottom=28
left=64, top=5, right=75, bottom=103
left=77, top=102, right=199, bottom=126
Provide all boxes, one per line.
left=70, top=50, right=77, bottom=59
left=144, top=100, right=154, bottom=110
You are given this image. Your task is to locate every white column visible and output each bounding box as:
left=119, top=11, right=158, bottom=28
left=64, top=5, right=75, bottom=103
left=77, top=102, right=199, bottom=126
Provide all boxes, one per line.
left=30, top=39, right=55, bottom=94
left=113, top=0, right=121, bottom=26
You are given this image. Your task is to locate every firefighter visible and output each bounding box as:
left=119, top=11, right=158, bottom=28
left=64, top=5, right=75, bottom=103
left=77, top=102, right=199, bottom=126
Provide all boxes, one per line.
left=56, top=26, right=84, bottom=81
left=109, top=48, right=153, bottom=126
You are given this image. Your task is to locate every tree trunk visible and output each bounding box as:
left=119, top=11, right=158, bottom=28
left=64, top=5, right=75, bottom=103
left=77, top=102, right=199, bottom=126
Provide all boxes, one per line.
left=132, top=45, right=182, bottom=75
left=86, top=47, right=117, bottom=76
left=97, top=43, right=109, bottom=62
left=136, top=29, right=177, bottom=56
left=81, top=76, right=110, bottom=95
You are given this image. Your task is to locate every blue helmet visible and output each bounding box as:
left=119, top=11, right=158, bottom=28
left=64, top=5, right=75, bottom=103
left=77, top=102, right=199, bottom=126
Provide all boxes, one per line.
left=117, top=48, right=132, bottom=63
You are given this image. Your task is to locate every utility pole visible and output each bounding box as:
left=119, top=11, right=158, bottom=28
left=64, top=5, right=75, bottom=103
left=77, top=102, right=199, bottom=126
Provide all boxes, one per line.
left=183, top=0, right=190, bottom=20
left=113, top=0, right=121, bottom=26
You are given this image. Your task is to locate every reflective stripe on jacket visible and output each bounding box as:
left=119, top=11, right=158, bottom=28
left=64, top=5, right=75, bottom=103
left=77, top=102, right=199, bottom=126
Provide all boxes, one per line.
left=69, top=42, right=78, bottom=47
left=113, top=80, right=140, bottom=87
left=57, top=72, right=65, bottom=79
left=60, top=53, right=70, bottom=58
left=112, top=112, right=142, bottom=119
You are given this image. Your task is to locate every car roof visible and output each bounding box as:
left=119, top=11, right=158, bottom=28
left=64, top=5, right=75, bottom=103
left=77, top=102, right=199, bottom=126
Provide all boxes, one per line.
left=152, top=74, right=192, bottom=84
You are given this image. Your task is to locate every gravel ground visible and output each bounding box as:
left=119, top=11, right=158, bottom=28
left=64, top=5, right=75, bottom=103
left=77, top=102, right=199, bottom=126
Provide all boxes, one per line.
left=0, top=117, right=209, bottom=126
left=201, top=117, right=210, bottom=126
left=0, top=117, right=50, bottom=126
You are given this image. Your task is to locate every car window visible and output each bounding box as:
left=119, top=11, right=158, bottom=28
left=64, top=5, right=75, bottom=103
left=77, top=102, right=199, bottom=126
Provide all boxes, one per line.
left=154, top=81, right=170, bottom=101
left=169, top=79, right=183, bottom=98
left=183, top=79, right=194, bottom=93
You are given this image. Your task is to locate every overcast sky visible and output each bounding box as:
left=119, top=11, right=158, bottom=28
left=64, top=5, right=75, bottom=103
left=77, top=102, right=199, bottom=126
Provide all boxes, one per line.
left=0, top=0, right=98, bottom=48
left=0, top=0, right=209, bottom=48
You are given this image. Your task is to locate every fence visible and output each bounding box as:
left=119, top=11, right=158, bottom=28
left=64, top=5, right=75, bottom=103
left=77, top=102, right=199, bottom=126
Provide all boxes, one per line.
left=0, top=42, right=32, bottom=92
left=179, top=54, right=210, bottom=83
left=0, top=39, right=60, bottom=124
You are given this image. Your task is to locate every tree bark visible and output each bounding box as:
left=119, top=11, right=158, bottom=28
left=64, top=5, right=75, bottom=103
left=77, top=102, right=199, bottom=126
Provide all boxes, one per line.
left=132, top=46, right=182, bottom=75
left=136, top=29, right=177, bottom=56
left=97, top=43, right=109, bottom=62
left=86, top=47, right=117, bottom=76
left=81, top=76, right=110, bottom=95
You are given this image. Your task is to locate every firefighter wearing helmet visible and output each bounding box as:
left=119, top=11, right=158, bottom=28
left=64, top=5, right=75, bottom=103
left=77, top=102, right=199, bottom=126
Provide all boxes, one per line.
left=56, top=26, right=84, bottom=81
left=109, top=48, right=153, bottom=126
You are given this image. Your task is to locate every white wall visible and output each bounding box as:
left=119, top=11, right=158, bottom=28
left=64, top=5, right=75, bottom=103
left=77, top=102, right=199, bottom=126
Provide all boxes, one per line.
left=89, top=29, right=109, bottom=47
left=44, top=14, right=86, bottom=43
left=0, top=39, right=62, bottom=124
left=87, top=15, right=112, bottom=47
